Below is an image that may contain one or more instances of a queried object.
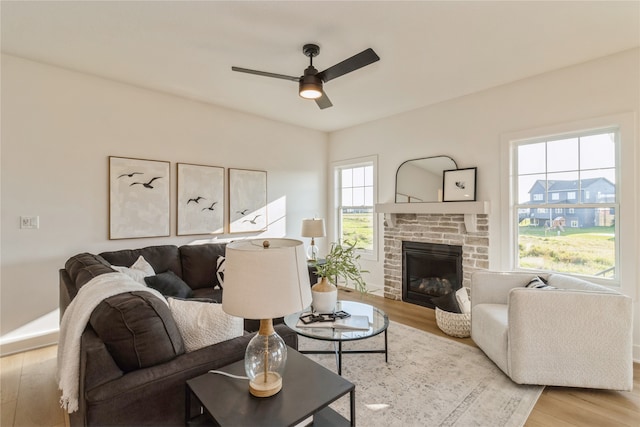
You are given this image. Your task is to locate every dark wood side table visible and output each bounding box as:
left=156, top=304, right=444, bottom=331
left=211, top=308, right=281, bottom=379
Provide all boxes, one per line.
left=186, top=347, right=355, bottom=426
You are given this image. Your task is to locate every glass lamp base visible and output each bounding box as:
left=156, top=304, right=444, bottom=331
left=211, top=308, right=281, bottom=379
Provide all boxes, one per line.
left=307, top=244, right=318, bottom=261
left=244, top=319, right=287, bottom=398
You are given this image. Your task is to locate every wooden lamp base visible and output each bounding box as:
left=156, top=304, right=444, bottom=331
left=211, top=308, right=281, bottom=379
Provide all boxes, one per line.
left=249, top=372, right=283, bottom=397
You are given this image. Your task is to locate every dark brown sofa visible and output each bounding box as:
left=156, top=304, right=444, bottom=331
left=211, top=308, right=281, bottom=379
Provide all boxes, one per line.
left=59, top=243, right=299, bottom=426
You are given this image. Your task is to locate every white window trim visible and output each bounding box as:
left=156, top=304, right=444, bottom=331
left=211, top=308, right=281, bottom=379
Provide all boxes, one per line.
left=330, top=155, right=379, bottom=261
left=500, top=113, right=637, bottom=298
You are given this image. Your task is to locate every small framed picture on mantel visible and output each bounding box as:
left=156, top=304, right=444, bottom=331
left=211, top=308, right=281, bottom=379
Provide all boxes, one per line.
left=442, top=167, right=477, bottom=202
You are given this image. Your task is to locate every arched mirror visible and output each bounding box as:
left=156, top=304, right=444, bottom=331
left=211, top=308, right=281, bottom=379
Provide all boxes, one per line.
left=395, top=156, right=457, bottom=203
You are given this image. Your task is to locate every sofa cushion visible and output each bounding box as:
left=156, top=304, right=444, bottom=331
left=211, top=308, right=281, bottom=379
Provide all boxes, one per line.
left=64, top=253, right=114, bottom=291
left=89, top=291, right=185, bottom=372
left=144, top=271, right=193, bottom=298
left=167, top=298, right=243, bottom=352
left=100, top=245, right=182, bottom=280
left=191, top=286, right=222, bottom=302
left=179, top=243, right=226, bottom=289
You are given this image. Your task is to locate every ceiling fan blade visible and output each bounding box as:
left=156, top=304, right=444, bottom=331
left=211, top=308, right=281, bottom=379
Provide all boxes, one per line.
left=315, top=92, right=333, bottom=109
left=317, top=48, right=380, bottom=83
left=231, top=66, right=300, bottom=82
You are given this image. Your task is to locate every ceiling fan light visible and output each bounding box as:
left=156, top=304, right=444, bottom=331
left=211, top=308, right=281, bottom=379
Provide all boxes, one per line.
left=299, top=86, right=323, bottom=99
left=299, top=73, right=323, bottom=99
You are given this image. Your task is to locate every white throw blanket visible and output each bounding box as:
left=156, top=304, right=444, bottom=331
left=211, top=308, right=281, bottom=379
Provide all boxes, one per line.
left=57, top=272, right=167, bottom=413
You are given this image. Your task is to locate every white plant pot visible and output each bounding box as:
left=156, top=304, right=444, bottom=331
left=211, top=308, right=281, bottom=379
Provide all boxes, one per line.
left=311, top=289, right=338, bottom=313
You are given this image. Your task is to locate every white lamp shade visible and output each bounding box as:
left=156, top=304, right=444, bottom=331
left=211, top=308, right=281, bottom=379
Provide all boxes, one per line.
left=222, top=238, right=312, bottom=319
left=301, top=218, right=326, bottom=238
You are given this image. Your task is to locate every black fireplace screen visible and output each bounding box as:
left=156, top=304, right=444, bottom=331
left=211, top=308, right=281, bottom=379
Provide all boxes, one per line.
left=402, top=241, right=462, bottom=308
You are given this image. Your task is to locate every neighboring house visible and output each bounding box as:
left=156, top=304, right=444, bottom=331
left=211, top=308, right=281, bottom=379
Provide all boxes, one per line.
left=521, top=178, right=615, bottom=228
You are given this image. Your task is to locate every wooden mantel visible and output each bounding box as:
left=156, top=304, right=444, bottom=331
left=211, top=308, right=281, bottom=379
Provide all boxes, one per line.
left=374, top=201, right=490, bottom=232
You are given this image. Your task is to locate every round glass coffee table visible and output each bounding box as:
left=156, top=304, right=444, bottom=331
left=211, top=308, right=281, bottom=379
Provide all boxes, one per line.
left=284, top=300, right=389, bottom=375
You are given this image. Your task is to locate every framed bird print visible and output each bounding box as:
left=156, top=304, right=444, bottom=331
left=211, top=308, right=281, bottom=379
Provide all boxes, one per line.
left=228, top=168, right=267, bottom=234
left=109, top=156, right=170, bottom=239
left=442, top=167, right=477, bottom=202
left=177, top=163, right=225, bottom=236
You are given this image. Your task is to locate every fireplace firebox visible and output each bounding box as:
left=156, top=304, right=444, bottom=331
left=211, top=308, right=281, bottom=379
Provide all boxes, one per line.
left=402, top=241, right=463, bottom=308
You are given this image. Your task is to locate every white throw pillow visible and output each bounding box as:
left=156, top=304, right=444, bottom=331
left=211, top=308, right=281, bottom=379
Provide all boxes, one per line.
left=168, top=298, right=244, bottom=352
left=455, top=287, right=471, bottom=314
left=111, top=255, right=155, bottom=285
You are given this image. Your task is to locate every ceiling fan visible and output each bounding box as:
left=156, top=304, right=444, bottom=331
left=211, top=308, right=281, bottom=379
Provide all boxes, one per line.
left=231, top=44, right=380, bottom=109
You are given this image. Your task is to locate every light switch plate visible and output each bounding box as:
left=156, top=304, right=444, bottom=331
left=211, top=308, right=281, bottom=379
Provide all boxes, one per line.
left=20, top=216, right=39, bottom=229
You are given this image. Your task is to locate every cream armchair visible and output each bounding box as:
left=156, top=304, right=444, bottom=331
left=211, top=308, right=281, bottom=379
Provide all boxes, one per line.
left=470, top=271, right=633, bottom=391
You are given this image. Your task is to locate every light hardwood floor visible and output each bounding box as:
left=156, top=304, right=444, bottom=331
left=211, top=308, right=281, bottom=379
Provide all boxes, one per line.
left=1, top=290, right=638, bottom=426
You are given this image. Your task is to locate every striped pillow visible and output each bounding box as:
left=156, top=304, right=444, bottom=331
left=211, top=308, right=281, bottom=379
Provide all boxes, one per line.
left=525, top=276, right=557, bottom=290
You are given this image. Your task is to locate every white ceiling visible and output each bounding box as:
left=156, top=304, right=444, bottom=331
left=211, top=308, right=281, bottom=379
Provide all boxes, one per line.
left=2, top=1, right=639, bottom=132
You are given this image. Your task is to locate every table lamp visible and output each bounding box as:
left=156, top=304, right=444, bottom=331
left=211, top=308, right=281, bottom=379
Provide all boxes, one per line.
left=301, top=218, right=326, bottom=261
left=222, top=238, right=312, bottom=397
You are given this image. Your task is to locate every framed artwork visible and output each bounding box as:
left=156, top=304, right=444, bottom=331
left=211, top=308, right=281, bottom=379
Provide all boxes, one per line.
left=442, top=167, right=477, bottom=202
left=109, top=156, right=170, bottom=239
left=177, top=163, right=225, bottom=236
left=228, top=168, right=267, bottom=233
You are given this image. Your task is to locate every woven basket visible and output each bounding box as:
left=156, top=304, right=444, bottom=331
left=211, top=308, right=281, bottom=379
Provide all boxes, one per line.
left=435, top=288, right=471, bottom=338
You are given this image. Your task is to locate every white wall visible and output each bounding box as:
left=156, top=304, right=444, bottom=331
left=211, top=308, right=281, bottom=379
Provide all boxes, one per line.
left=0, top=55, right=328, bottom=352
left=328, top=48, right=640, bottom=358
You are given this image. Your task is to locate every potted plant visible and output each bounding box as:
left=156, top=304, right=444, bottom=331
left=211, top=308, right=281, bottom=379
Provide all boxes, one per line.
left=311, top=240, right=368, bottom=312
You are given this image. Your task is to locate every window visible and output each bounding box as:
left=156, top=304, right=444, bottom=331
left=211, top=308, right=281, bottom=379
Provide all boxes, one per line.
left=533, top=194, right=543, bottom=201
left=512, top=129, right=618, bottom=279
left=332, top=156, right=377, bottom=258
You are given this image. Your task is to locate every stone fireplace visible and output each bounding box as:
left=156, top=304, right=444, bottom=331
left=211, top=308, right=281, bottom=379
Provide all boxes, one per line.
left=383, top=213, right=489, bottom=301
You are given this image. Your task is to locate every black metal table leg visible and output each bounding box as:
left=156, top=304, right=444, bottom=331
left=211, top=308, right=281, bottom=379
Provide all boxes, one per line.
left=384, top=328, right=388, bottom=363
left=350, top=388, right=356, bottom=426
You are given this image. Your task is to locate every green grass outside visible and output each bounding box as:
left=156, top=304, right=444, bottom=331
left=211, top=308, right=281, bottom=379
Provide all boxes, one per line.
left=518, top=226, right=615, bottom=277
left=342, top=213, right=373, bottom=250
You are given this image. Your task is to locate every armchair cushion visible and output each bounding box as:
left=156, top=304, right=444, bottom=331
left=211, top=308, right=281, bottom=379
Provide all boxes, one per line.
left=471, top=303, right=509, bottom=374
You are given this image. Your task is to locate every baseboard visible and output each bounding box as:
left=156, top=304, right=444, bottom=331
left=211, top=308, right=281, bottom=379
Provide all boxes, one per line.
left=0, top=330, right=59, bottom=357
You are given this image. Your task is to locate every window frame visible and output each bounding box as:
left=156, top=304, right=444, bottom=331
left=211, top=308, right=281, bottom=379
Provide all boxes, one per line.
left=500, top=113, right=636, bottom=291
left=511, top=127, right=620, bottom=281
left=331, top=155, right=378, bottom=261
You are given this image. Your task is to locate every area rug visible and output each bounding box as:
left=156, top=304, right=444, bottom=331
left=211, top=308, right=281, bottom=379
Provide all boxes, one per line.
left=299, top=321, right=543, bottom=427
